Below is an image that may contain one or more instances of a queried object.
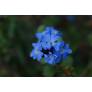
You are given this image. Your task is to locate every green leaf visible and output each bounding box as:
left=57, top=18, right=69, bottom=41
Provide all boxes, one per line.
left=37, top=25, right=46, bottom=32
left=41, top=58, right=46, bottom=64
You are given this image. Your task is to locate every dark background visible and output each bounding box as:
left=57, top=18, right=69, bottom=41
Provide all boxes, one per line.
left=0, top=15, right=92, bottom=77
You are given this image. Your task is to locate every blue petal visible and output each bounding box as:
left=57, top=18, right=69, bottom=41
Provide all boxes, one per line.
left=32, top=42, right=42, bottom=50
left=44, top=54, right=55, bottom=64
left=62, top=52, right=68, bottom=59
left=54, top=41, right=64, bottom=51
left=64, top=44, right=72, bottom=54
left=54, top=51, right=62, bottom=63
left=44, top=27, right=53, bottom=34
left=30, top=50, right=37, bottom=59
left=51, top=35, right=61, bottom=44
left=30, top=49, right=43, bottom=61
left=37, top=51, right=43, bottom=61
left=36, top=32, right=42, bottom=40
left=44, top=52, right=62, bottom=64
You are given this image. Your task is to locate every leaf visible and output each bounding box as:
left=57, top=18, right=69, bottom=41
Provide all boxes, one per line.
left=37, top=25, right=46, bottom=32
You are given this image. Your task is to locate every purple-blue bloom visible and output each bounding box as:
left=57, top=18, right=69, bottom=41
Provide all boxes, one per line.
left=30, top=27, right=72, bottom=64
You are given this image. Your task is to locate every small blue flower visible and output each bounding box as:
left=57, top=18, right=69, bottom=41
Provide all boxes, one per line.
left=30, top=27, right=72, bottom=64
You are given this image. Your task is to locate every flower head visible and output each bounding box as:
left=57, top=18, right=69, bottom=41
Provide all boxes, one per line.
left=30, top=27, right=72, bottom=64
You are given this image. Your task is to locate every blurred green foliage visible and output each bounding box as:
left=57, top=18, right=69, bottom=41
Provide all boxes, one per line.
left=0, top=15, right=92, bottom=76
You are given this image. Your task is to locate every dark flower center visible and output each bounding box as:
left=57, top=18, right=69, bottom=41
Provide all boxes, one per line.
left=42, top=47, right=54, bottom=54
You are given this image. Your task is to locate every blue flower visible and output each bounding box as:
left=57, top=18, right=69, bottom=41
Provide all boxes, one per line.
left=30, top=27, right=72, bottom=64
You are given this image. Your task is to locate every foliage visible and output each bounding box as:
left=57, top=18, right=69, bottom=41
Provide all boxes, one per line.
left=0, top=15, right=91, bottom=76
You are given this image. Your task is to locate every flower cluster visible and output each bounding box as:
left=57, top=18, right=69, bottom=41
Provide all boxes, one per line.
left=30, top=27, right=72, bottom=64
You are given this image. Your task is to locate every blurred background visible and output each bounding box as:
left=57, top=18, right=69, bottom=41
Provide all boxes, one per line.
left=0, top=15, right=92, bottom=77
